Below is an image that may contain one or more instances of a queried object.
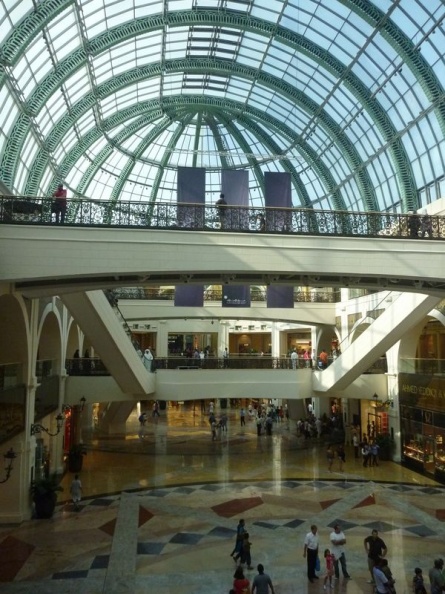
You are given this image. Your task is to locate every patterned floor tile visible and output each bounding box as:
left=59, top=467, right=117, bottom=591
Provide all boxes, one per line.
left=52, top=570, right=89, bottom=579
left=90, top=555, right=110, bottom=569
left=0, top=536, right=35, bottom=582
left=137, top=542, right=165, bottom=555
left=211, top=497, right=263, bottom=518
left=404, top=525, right=437, bottom=537
left=169, top=532, right=204, bottom=545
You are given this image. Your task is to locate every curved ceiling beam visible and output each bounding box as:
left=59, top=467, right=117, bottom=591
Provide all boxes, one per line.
left=108, top=115, right=179, bottom=204
left=345, top=0, right=445, bottom=138
left=22, top=58, right=376, bottom=209
left=238, top=115, right=344, bottom=210
left=206, top=115, right=232, bottom=170
left=2, top=10, right=412, bottom=207
left=52, top=95, right=341, bottom=210
left=216, top=116, right=266, bottom=202
left=191, top=112, right=203, bottom=170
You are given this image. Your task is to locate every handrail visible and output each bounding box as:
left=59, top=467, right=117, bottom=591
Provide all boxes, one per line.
left=65, top=355, right=387, bottom=374
left=1, top=195, right=444, bottom=240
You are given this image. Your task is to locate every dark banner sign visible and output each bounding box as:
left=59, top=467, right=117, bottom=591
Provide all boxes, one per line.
left=267, top=285, right=294, bottom=308
left=399, top=372, right=445, bottom=413
left=223, top=285, right=250, bottom=307
left=174, top=285, right=203, bottom=307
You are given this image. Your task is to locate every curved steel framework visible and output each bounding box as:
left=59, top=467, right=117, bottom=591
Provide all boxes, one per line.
left=0, top=1, right=444, bottom=215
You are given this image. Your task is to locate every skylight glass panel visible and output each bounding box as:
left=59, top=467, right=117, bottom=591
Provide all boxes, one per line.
left=6, top=0, right=31, bottom=27
left=47, top=9, right=78, bottom=62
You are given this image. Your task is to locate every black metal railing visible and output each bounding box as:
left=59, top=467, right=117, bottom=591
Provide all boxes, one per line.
left=1, top=195, right=444, bottom=240
left=65, top=355, right=387, bottom=374
left=66, top=358, right=110, bottom=375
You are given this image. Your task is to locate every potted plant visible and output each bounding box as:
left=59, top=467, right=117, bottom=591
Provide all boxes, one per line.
left=375, top=432, right=395, bottom=461
left=31, top=475, right=63, bottom=519
left=68, top=443, right=87, bottom=473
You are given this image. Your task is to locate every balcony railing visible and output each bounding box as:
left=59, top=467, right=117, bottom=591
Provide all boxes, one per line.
left=399, top=358, right=445, bottom=375
left=1, top=195, right=445, bottom=240
left=65, top=355, right=387, bottom=374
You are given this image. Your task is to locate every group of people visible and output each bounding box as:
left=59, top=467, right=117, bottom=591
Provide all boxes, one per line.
left=303, top=523, right=442, bottom=594
left=229, top=519, right=275, bottom=594
left=138, top=401, right=160, bottom=426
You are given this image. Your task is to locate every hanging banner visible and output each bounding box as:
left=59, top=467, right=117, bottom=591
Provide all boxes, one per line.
left=265, top=172, right=294, bottom=308
left=175, top=285, right=203, bottom=307
left=221, top=170, right=250, bottom=307
left=175, top=168, right=205, bottom=306
left=223, top=285, right=251, bottom=308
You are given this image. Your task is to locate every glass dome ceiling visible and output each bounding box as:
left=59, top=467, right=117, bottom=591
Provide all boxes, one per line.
left=0, top=0, right=444, bottom=212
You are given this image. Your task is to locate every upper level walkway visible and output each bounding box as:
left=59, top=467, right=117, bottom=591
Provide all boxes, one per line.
left=2, top=217, right=445, bottom=297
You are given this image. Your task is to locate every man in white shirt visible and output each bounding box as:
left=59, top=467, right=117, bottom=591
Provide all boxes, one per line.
left=330, top=523, right=350, bottom=579
left=303, top=524, right=320, bottom=583
left=291, top=349, right=298, bottom=369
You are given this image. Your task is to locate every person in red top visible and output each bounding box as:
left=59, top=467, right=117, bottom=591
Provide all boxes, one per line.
left=232, top=566, right=250, bottom=594
left=319, top=349, right=328, bottom=369
left=52, top=183, right=67, bottom=224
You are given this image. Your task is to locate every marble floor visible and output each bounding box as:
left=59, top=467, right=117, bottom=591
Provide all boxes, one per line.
left=1, top=403, right=445, bottom=594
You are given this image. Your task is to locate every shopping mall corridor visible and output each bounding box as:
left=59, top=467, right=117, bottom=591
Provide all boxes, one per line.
left=1, top=404, right=444, bottom=594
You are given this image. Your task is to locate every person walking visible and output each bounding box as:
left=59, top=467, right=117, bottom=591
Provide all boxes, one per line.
left=337, top=444, right=345, bottom=471
left=429, top=558, right=445, bottom=594
left=303, top=524, right=320, bottom=583
left=291, top=349, right=298, bottom=369
left=239, top=532, right=253, bottom=569
left=330, top=523, right=350, bottom=579
left=232, top=566, right=250, bottom=594
left=240, top=408, right=246, bottom=427
left=413, top=567, right=427, bottom=594
left=70, top=473, right=82, bottom=511
left=352, top=434, right=359, bottom=458
left=364, top=529, right=387, bottom=583
left=370, top=440, right=380, bottom=466
left=230, top=519, right=246, bottom=559
left=251, top=564, right=275, bottom=594
left=362, top=442, right=370, bottom=467
left=326, top=444, right=335, bottom=472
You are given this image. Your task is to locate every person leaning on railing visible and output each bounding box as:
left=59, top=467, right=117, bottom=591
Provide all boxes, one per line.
left=51, top=183, right=67, bottom=224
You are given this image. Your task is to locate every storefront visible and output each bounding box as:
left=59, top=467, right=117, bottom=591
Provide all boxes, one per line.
left=399, top=373, right=445, bottom=482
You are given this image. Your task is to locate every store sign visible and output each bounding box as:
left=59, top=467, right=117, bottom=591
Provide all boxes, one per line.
left=399, top=373, right=445, bottom=412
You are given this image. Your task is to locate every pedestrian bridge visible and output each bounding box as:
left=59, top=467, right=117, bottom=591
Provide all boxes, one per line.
left=1, top=224, right=445, bottom=297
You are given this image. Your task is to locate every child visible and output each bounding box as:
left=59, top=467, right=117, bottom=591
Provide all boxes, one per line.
left=239, top=532, right=253, bottom=570
left=323, top=548, right=335, bottom=590
left=70, top=473, right=82, bottom=511
left=380, top=558, right=396, bottom=594
left=413, top=567, right=427, bottom=594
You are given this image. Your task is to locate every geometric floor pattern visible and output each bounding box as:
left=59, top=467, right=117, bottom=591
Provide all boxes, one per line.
left=2, top=405, right=445, bottom=593
left=2, top=480, right=445, bottom=593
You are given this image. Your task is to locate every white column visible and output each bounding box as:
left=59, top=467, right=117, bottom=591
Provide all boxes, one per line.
left=218, top=321, right=229, bottom=355
left=271, top=322, right=280, bottom=358
left=156, top=321, right=168, bottom=357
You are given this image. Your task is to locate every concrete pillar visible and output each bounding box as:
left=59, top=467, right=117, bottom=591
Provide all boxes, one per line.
left=271, top=322, right=280, bottom=358
left=156, top=321, right=168, bottom=357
